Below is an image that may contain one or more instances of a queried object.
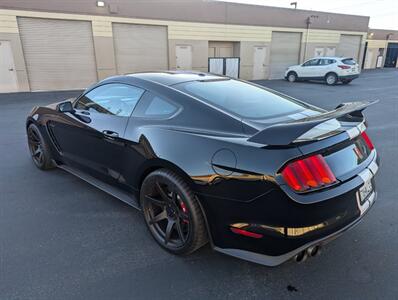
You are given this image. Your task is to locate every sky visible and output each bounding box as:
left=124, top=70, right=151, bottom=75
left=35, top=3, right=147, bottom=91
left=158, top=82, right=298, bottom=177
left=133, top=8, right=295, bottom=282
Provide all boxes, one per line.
left=215, top=0, right=398, bottom=30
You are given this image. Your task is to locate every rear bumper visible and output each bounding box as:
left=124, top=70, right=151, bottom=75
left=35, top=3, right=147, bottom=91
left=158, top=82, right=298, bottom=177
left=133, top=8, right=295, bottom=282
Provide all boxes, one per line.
left=199, top=150, right=379, bottom=266
left=215, top=192, right=376, bottom=267
left=339, top=74, right=359, bottom=80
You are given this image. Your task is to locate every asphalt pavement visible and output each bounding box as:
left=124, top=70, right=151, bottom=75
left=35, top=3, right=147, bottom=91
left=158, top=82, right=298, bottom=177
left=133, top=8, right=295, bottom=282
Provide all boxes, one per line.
left=1, top=69, right=397, bottom=299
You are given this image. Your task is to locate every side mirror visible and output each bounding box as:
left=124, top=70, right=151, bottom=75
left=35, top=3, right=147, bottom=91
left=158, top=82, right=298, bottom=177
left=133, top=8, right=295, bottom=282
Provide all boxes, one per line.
left=57, top=101, right=75, bottom=113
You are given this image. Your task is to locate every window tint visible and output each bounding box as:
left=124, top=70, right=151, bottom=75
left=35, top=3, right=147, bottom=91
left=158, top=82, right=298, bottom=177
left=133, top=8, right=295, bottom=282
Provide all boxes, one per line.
left=133, top=93, right=179, bottom=118
left=342, top=58, right=357, bottom=65
left=174, top=79, right=306, bottom=119
left=303, top=59, right=320, bottom=66
left=145, top=96, right=178, bottom=116
left=75, top=84, right=144, bottom=117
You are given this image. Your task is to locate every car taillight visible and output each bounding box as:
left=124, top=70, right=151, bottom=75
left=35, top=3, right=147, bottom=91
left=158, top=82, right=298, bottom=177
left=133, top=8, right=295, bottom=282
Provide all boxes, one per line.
left=361, top=131, right=374, bottom=151
left=338, top=65, right=351, bottom=69
left=281, top=154, right=337, bottom=192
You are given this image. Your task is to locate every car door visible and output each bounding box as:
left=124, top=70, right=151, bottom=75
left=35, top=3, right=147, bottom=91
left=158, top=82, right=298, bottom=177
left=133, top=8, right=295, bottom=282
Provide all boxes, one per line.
left=300, top=59, right=320, bottom=78
left=121, top=92, right=182, bottom=190
left=50, top=83, right=145, bottom=184
left=318, top=58, right=335, bottom=76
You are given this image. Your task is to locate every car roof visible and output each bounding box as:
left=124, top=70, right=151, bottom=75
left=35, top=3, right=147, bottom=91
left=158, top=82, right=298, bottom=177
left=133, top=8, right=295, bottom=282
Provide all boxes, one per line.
left=125, top=71, right=225, bottom=86
left=311, top=56, right=353, bottom=60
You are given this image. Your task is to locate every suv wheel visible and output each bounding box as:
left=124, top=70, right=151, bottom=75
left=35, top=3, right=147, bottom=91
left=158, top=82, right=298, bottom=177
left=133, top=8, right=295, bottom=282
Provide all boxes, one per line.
left=325, top=73, right=338, bottom=85
left=287, top=72, right=297, bottom=82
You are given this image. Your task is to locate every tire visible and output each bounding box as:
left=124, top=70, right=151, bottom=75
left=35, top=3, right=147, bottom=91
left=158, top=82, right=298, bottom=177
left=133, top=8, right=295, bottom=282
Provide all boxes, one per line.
left=287, top=72, right=297, bottom=82
left=325, top=73, right=338, bottom=85
left=141, top=169, right=208, bottom=255
left=342, top=79, right=352, bottom=85
left=27, top=123, right=55, bottom=170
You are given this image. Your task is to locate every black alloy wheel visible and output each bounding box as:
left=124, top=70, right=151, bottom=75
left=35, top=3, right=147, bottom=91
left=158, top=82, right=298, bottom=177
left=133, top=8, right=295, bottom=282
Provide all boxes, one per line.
left=141, top=169, right=207, bottom=255
left=27, top=123, right=54, bottom=170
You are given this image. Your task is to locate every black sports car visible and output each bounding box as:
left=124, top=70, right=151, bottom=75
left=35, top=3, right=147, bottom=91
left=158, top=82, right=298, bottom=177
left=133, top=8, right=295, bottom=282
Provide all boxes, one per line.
left=26, top=71, right=379, bottom=266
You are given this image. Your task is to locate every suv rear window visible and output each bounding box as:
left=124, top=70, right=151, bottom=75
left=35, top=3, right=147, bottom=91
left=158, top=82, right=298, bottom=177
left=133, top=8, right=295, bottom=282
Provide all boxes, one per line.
left=174, top=79, right=307, bottom=119
left=342, top=58, right=356, bottom=65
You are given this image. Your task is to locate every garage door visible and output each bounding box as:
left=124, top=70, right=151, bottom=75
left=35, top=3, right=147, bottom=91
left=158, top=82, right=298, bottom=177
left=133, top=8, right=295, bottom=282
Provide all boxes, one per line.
left=338, top=35, right=362, bottom=61
left=18, top=18, right=97, bottom=91
left=269, top=32, right=301, bottom=79
left=113, top=23, right=168, bottom=74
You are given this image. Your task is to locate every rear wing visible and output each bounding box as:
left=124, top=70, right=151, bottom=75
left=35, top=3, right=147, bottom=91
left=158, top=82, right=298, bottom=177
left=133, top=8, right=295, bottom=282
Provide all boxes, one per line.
left=248, top=100, right=378, bottom=146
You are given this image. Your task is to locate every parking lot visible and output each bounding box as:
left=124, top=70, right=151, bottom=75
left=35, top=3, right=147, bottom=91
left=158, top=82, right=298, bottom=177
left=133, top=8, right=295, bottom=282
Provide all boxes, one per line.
left=1, top=69, right=397, bottom=299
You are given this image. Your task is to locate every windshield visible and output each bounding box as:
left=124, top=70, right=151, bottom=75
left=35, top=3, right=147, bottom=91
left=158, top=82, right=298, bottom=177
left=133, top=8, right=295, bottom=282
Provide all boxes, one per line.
left=174, top=79, right=307, bottom=119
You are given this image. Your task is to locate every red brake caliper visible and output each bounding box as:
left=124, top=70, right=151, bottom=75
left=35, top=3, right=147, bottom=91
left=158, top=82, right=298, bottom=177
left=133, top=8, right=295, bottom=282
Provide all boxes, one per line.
left=179, top=201, right=189, bottom=223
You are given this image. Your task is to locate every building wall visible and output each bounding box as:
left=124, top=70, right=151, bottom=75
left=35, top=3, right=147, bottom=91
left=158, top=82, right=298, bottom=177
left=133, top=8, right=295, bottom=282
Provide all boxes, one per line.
left=239, top=41, right=271, bottom=80
left=0, top=8, right=369, bottom=92
left=0, top=14, right=29, bottom=91
left=169, top=39, right=208, bottom=72
left=364, top=39, right=398, bottom=69
left=365, top=29, right=398, bottom=69
left=0, top=0, right=370, bottom=32
left=91, top=20, right=116, bottom=80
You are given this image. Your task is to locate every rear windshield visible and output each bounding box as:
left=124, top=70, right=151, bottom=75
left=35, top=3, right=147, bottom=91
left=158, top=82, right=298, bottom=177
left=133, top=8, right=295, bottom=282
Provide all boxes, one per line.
left=342, top=58, right=356, bottom=65
left=174, top=79, right=306, bottom=119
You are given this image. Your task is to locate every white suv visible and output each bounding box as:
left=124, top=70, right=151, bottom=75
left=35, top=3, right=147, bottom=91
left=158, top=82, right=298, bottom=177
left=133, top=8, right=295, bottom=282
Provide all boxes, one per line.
left=284, top=57, right=360, bottom=85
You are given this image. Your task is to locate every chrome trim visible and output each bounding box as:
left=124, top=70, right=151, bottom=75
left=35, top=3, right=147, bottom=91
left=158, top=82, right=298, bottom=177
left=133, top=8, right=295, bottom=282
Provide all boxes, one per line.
left=358, top=168, right=372, bottom=183
left=368, top=159, right=379, bottom=176
left=356, top=191, right=376, bottom=215
left=357, top=121, right=366, bottom=133
left=346, top=126, right=360, bottom=139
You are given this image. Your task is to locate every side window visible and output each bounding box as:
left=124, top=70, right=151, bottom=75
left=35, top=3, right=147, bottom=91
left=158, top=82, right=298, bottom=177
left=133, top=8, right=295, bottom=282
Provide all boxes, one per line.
left=303, top=59, right=320, bottom=67
left=75, top=83, right=144, bottom=117
left=133, top=93, right=180, bottom=118
left=319, top=59, right=334, bottom=65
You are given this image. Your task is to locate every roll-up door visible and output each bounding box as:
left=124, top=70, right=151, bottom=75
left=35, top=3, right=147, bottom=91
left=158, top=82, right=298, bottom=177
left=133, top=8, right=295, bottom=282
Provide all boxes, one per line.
left=269, top=32, right=301, bottom=79
left=338, top=35, right=362, bottom=61
left=112, top=23, right=168, bottom=74
left=18, top=17, right=97, bottom=91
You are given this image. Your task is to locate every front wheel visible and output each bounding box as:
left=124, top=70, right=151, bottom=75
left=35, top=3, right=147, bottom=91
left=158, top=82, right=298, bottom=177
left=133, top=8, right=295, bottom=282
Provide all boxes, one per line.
left=141, top=169, right=208, bottom=255
left=287, top=72, right=297, bottom=82
left=27, top=123, right=55, bottom=170
left=325, top=73, right=338, bottom=85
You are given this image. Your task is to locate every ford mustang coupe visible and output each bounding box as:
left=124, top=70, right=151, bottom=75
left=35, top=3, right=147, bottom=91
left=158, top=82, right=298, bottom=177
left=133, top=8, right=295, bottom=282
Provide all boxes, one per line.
left=26, top=71, right=379, bottom=266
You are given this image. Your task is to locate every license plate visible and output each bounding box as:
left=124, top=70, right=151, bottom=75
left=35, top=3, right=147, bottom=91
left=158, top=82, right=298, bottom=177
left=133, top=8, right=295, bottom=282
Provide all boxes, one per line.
left=359, top=179, right=373, bottom=204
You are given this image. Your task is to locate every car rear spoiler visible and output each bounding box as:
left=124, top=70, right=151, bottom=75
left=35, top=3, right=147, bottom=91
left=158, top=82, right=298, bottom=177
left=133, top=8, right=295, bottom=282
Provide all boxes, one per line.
left=248, top=100, right=378, bottom=146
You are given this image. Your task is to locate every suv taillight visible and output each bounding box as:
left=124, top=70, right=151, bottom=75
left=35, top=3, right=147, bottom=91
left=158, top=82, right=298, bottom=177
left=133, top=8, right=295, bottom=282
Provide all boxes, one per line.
left=338, top=65, right=351, bottom=69
left=281, top=154, right=337, bottom=192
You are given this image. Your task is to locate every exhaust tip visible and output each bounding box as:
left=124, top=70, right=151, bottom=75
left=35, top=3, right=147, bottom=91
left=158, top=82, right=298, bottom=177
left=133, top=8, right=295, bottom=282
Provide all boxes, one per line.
left=307, top=245, right=321, bottom=257
left=294, top=250, right=307, bottom=263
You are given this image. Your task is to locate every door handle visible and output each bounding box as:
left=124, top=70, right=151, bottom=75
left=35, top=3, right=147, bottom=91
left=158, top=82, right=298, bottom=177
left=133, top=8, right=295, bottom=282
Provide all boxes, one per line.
left=8, top=68, right=14, bottom=71
left=103, top=130, right=119, bottom=139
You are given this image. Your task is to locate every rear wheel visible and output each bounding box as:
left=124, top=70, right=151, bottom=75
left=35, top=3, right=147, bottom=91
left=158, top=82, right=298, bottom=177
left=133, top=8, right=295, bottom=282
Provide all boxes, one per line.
left=27, top=123, right=55, bottom=170
left=287, top=72, right=297, bottom=82
left=141, top=169, right=208, bottom=255
left=325, top=73, right=338, bottom=85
